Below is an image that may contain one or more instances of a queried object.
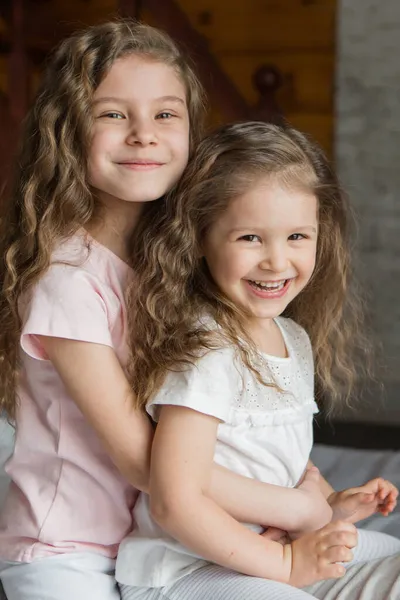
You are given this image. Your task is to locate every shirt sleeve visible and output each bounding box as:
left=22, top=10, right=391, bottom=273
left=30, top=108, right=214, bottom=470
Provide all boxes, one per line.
left=147, top=346, right=242, bottom=423
left=20, top=263, right=113, bottom=360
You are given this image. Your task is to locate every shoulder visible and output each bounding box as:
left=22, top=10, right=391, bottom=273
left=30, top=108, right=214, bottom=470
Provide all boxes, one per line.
left=18, top=235, right=119, bottom=354
left=172, top=343, right=242, bottom=389
left=190, top=317, right=242, bottom=376
left=49, top=230, right=132, bottom=285
left=30, top=231, right=131, bottom=306
left=28, top=258, right=106, bottom=312
left=148, top=343, right=243, bottom=423
left=41, top=231, right=101, bottom=288
left=195, top=344, right=242, bottom=375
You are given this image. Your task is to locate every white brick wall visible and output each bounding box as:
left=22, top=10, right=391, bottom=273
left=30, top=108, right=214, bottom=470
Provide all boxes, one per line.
left=336, top=0, right=400, bottom=422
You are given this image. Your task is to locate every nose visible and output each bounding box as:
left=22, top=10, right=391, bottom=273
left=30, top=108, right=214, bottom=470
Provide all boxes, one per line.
left=126, top=117, right=157, bottom=146
left=259, top=242, right=288, bottom=274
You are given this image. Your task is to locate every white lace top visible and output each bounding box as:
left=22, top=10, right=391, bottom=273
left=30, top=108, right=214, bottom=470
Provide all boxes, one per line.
left=116, top=317, right=319, bottom=588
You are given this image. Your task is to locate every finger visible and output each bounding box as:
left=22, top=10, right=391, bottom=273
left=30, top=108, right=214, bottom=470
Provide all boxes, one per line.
left=319, top=563, right=346, bottom=580
left=324, top=545, right=354, bottom=564
left=322, top=529, right=358, bottom=549
left=379, top=497, right=396, bottom=515
left=360, top=480, right=379, bottom=493
left=382, top=492, right=397, bottom=507
left=379, top=488, right=388, bottom=500
left=364, top=478, right=383, bottom=494
left=377, top=479, right=390, bottom=500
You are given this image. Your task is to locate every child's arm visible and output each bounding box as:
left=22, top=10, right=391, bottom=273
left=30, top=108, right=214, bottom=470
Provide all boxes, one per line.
left=39, top=336, right=154, bottom=492
left=149, top=404, right=355, bottom=585
left=207, top=464, right=332, bottom=532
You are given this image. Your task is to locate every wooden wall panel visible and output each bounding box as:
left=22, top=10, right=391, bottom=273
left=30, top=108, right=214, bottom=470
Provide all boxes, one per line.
left=286, top=112, right=333, bottom=152
left=220, top=52, right=334, bottom=113
left=177, top=0, right=336, bottom=52
left=177, top=0, right=336, bottom=153
left=52, top=0, right=117, bottom=25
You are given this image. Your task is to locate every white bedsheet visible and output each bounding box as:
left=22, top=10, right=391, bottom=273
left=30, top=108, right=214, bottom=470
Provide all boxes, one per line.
left=0, top=419, right=399, bottom=538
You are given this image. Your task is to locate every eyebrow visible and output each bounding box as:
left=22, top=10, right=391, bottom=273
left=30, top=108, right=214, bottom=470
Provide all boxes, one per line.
left=92, top=95, right=186, bottom=106
left=294, top=226, right=318, bottom=233
left=230, top=226, right=318, bottom=233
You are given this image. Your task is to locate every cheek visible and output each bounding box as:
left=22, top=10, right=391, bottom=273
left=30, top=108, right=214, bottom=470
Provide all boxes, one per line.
left=299, top=249, right=317, bottom=277
left=176, top=139, right=190, bottom=166
left=169, top=127, right=190, bottom=157
left=87, top=136, right=103, bottom=170
left=219, top=249, right=250, bottom=282
left=89, top=130, right=119, bottom=163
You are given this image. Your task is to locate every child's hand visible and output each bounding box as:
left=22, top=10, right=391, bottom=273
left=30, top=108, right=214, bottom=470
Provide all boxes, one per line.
left=287, top=521, right=357, bottom=588
left=328, top=478, right=398, bottom=523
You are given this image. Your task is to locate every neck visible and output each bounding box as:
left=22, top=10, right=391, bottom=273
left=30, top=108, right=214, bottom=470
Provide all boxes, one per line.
left=87, top=193, right=145, bottom=262
left=245, top=317, right=287, bottom=358
left=245, top=317, right=275, bottom=346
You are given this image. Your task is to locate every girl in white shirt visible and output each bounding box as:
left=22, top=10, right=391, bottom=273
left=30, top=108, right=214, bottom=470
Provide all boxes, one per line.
left=117, top=121, right=400, bottom=599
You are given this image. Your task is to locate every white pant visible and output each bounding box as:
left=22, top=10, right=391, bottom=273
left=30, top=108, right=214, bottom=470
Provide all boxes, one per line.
left=120, top=530, right=400, bottom=600
left=0, top=553, right=121, bottom=600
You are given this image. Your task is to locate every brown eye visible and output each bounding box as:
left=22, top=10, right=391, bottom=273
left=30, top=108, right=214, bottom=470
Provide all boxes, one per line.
left=101, top=112, right=124, bottom=119
left=239, top=235, right=261, bottom=243
left=289, top=233, right=306, bottom=241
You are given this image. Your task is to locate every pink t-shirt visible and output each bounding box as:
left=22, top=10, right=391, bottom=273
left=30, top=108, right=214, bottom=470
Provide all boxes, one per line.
left=0, top=231, right=138, bottom=562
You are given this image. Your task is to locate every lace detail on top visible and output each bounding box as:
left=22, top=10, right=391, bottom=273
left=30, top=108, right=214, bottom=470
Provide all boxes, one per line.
left=232, top=317, right=314, bottom=416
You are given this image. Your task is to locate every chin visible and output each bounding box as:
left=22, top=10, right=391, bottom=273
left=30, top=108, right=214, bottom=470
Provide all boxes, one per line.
left=118, top=192, right=164, bottom=204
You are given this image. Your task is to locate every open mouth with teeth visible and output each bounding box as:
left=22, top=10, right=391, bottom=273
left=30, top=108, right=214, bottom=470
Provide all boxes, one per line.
left=246, top=279, right=291, bottom=295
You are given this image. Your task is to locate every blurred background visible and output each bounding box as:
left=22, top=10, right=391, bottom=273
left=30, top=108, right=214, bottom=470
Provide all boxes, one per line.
left=0, top=0, right=399, bottom=440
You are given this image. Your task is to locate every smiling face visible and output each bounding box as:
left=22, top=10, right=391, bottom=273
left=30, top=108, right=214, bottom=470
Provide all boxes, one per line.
left=88, top=54, right=190, bottom=205
left=203, top=176, right=318, bottom=330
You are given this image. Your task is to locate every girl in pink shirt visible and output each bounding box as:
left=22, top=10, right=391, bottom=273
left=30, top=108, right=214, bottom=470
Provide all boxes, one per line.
left=0, top=19, right=204, bottom=600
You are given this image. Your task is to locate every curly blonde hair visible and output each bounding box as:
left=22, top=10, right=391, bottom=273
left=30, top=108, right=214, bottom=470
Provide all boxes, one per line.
left=128, top=121, right=372, bottom=412
left=0, top=19, right=206, bottom=417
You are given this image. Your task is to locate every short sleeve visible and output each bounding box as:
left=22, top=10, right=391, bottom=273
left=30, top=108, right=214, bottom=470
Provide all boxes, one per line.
left=20, top=264, right=113, bottom=360
left=147, top=346, right=242, bottom=423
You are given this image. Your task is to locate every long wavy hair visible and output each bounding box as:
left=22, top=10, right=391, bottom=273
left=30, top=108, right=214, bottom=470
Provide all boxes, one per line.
left=128, top=121, right=372, bottom=412
left=0, top=19, right=206, bottom=418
